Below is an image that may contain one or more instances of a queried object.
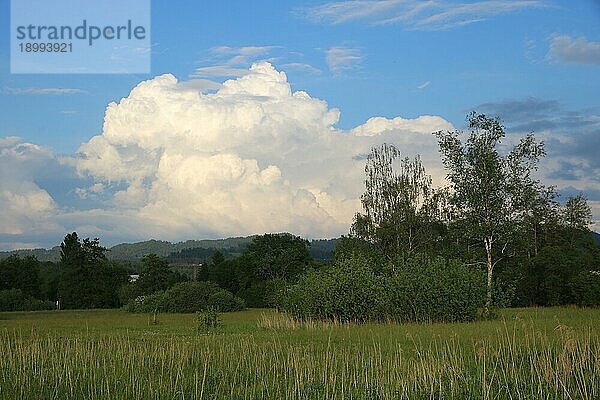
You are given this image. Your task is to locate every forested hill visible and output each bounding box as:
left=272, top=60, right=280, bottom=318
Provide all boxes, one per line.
left=0, top=236, right=339, bottom=263
left=595, top=231, right=600, bottom=246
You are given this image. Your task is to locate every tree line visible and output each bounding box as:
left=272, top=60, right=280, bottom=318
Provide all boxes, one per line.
left=343, top=112, right=599, bottom=316
left=1, top=113, right=599, bottom=320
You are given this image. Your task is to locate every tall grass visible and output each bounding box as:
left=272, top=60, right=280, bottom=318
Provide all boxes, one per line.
left=0, top=308, right=598, bottom=399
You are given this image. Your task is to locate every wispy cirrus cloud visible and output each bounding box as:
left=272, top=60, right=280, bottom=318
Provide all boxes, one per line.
left=547, top=35, right=600, bottom=66
left=325, top=46, right=363, bottom=75
left=210, top=46, right=278, bottom=58
left=191, top=45, right=279, bottom=78
left=191, top=66, right=249, bottom=79
left=300, top=0, right=548, bottom=30
left=281, top=62, right=322, bottom=75
left=192, top=45, right=322, bottom=80
left=1, top=87, right=86, bottom=95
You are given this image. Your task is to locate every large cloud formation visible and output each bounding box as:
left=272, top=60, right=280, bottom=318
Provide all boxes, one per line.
left=70, top=62, right=452, bottom=243
left=2, top=63, right=599, bottom=250
left=0, top=137, right=64, bottom=249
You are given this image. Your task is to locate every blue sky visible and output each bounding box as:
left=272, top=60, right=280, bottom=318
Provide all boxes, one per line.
left=0, top=0, right=599, bottom=249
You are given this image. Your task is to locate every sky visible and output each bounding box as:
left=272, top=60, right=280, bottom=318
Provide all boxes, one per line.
left=0, top=0, right=599, bottom=250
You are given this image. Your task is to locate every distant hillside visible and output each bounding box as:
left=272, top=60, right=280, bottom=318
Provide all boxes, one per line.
left=0, top=237, right=254, bottom=263
left=310, top=238, right=339, bottom=261
left=0, top=235, right=339, bottom=263
left=108, top=237, right=255, bottom=261
left=0, top=246, right=62, bottom=262
left=594, top=231, right=600, bottom=246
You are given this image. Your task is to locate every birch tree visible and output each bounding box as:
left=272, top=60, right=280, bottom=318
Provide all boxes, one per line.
left=435, top=113, right=545, bottom=315
left=352, top=143, right=442, bottom=257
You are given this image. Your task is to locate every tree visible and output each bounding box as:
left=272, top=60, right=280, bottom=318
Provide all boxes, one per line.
left=211, top=250, right=225, bottom=266
left=351, top=143, right=443, bottom=258
left=563, top=195, right=593, bottom=230
left=562, top=194, right=593, bottom=247
left=136, top=254, right=186, bottom=295
left=240, top=234, right=311, bottom=282
left=58, top=232, right=127, bottom=309
left=435, top=113, right=546, bottom=315
left=0, top=255, right=40, bottom=298
left=235, top=233, right=312, bottom=307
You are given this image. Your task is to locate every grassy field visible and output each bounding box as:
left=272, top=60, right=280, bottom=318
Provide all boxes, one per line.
left=1, top=307, right=599, bottom=399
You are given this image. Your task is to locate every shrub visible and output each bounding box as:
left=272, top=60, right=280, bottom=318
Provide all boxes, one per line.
left=123, top=281, right=245, bottom=313
left=0, top=289, right=54, bottom=312
left=122, top=292, right=166, bottom=313
left=195, top=307, right=221, bottom=333
left=284, top=253, right=486, bottom=323
left=284, top=255, right=386, bottom=322
left=384, top=254, right=486, bottom=322
left=263, top=277, right=288, bottom=309
left=237, top=282, right=267, bottom=308
left=572, top=271, right=600, bottom=307
left=207, top=289, right=245, bottom=312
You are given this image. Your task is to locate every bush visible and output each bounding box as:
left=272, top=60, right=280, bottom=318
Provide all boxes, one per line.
left=263, top=278, right=288, bottom=309
left=0, top=289, right=55, bottom=312
left=195, top=307, right=221, bottom=333
left=384, top=254, right=486, bottom=322
left=207, top=289, right=245, bottom=312
left=284, top=255, right=386, bottom=322
left=123, top=281, right=245, bottom=313
left=572, top=271, right=600, bottom=307
left=284, top=253, right=486, bottom=323
left=237, top=282, right=267, bottom=308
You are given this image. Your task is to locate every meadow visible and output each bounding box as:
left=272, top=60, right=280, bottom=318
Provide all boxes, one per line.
left=1, top=307, right=599, bottom=399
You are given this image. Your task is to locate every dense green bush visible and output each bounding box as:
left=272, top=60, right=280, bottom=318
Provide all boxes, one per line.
left=284, top=253, right=486, bottom=323
left=284, top=255, right=386, bottom=322
left=572, top=271, right=600, bottom=307
left=0, top=289, right=54, bottom=312
left=207, top=289, right=245, bottom=312
left=384, top=254, right=486, bottom=322
left=124, top=281, right=244, bottom=313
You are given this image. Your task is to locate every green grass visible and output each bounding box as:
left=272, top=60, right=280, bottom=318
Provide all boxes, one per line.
left=1, top=307, right=599, bottom=399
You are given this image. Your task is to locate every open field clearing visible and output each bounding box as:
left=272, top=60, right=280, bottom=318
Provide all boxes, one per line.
left=1, top=307, right=599, bottom=399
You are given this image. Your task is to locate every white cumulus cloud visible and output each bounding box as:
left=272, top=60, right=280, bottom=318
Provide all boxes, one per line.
left=69, top=62, right=452, bottom=243
left=0, top=137, right=60, bottom=236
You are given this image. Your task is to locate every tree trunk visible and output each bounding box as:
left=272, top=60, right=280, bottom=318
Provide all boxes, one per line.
left=484, top=236, right=494, bottom=316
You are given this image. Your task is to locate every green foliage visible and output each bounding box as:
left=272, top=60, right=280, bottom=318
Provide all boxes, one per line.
left=207, top=259, right=239, bottom=294
left=240, top=233, right=312, bottom=282
left=385, top=255, right=486, bottom=322
left=514, top=243, right=598, bottom=307
left=136, top=254, right=187, bottom=294
left=285, top=253, right=486, bottom=323
left=207, top=233, right=313, bottom=307
left=435, top=113, right=547, bottom=313
left=285, top=255, right=384, bottom=322
left=263, top=277, right=288, bottom=309
left=0, top=255, right=40, bottom=298
left=207, top=289, right=245, bottom=312
left=37, top=261, right=60, bottom=301
left=333, top=236, right=385, bottom=271
left=124, top=281, right=244, bottom=313
left=308, top=239, right=338, bottom=261
left=58, top=233, right=129, bottom=309
left=211, top=250, right=225, bottom=266
left=351, top=144, right=443, bottom=257
left=572, top=271, right=600, bottom=307
left=563, top=194, right=593, bottom=231
left=195, top=307, right=221, bottom=333
left=0, top=288, right=54, bottom=311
